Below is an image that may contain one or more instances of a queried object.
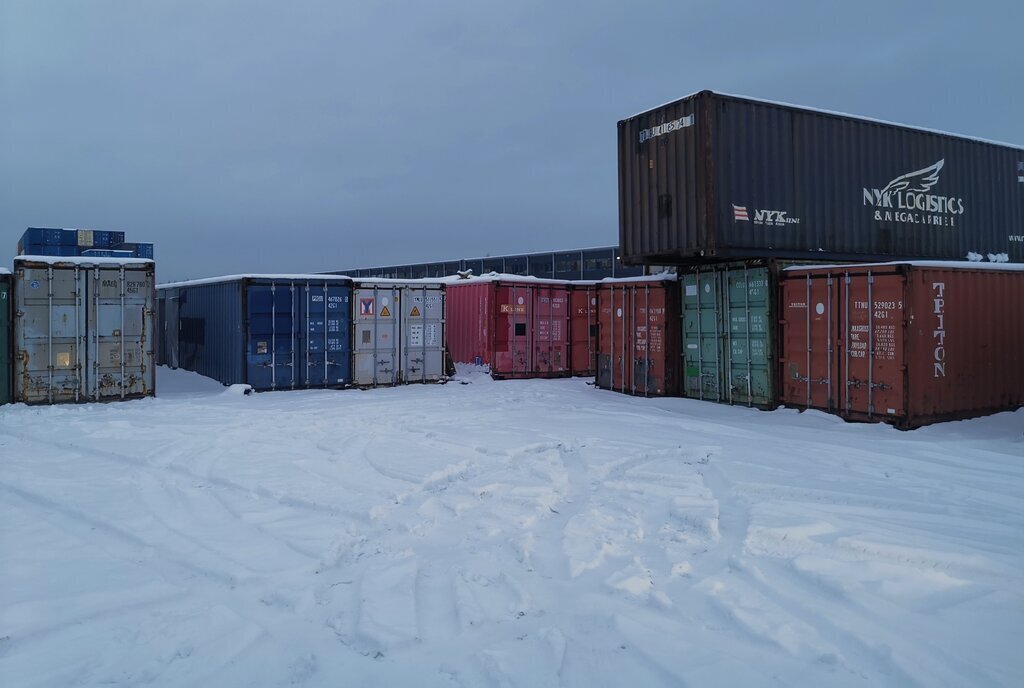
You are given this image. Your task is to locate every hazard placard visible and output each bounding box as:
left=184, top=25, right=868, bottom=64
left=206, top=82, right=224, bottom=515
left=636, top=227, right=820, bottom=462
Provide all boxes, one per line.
left=359, top=298, right=374, bottom=316
left=409, top=306, right=421, bottom=317
left=380, top=306, right=391, bottom=317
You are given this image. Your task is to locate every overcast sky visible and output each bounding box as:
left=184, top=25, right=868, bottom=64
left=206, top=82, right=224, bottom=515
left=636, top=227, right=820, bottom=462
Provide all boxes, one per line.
left=2, top=1, right=1021, bottom=281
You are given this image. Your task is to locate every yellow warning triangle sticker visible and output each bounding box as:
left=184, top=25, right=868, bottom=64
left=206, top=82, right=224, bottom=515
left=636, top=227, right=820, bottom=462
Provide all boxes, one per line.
left=410, top=306, right=421, bottom=317
left=380, top=306, right=391, bottom=317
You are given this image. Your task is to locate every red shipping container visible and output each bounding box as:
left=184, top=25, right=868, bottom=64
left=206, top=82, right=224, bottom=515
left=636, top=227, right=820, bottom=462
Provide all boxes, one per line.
left=596, top=277, right=681, bottom=396
left=569, top=284, right=599, bottom=377
left=446, top=279, right=571, bottom=379
left=780, top=262, right=1024, bottom=428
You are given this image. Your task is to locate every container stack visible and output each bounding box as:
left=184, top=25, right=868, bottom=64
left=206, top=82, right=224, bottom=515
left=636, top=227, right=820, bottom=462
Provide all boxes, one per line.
left=17, top=227, right=155, bottom=260
left=610, top=89, right=1024, bottom=427
left=0, top=268, right=11, bottom=405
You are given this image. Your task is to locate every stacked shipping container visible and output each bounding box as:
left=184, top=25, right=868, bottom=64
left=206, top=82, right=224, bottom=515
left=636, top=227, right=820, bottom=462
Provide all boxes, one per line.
left=17, top=228, right=154, bottom=260
left=0, top=269, right=10, bottom=405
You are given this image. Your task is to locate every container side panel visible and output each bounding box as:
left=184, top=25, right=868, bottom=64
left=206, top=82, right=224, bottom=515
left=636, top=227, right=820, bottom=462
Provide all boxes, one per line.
left=172, top=281, right=244, bottom=387
left=0, top=277, right=11, bottom=404
left=445, top=283, right=492, bottom=369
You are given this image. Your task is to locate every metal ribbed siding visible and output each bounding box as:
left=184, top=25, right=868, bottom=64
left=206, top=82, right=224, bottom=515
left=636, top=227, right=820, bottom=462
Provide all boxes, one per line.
left=160, top=276, right=352, bottom=391
left=13, top=258, right=156, bottom=404
left=619, top=91, right=1024, bottom=264
left=779, top=263, right=1024, bottom=428
left=0, top=272, right=11, bottom=404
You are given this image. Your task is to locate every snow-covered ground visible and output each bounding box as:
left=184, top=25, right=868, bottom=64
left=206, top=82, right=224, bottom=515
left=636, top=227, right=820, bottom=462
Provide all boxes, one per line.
left=1, top=368, right=1021, bottom=687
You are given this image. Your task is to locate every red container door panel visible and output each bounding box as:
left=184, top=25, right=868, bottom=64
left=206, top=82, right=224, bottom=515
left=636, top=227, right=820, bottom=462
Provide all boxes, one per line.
left=446, top=283, right=492, bottom=368
left=494, top=283, right=531, bottom=377
left=597, top=282, right=680, bottom=396
left=570, top=288, right=597, bottom=376
left=533, top=286, right=569, bottom=376
left=781, top=274, right=839, bottom=411
left=840, top=273, right=906, bottom=420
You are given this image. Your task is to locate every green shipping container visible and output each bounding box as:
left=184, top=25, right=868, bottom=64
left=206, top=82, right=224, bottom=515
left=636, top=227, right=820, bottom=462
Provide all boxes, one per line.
left=680, top=262, right=779, bottom=409
left=0, top=270, right=11, bottom=405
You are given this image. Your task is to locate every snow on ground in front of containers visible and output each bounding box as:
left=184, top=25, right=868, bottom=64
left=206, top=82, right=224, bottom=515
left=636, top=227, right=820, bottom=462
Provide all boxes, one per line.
left=1, top=369, right=1021, bottom=687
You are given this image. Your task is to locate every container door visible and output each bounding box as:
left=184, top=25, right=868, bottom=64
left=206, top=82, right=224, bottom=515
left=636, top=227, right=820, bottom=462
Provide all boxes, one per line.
left=401, top=285, right=444, bottom=383
left=0, top=279, right=11, bottom=404
left=86, top=265, right=154, bottom=400
left=494, top=284, right=530, bottom=377
left=838, top=272, right=906, bottom=420
left=780, top=272, right=837, bottom=411
left=569, top=288, right=597, bottom=376
left=246, top=282, right=298, bottom=390
left=15, top=265, right=86, bottom=403
left=681, top=270, right=724, bottom=401
left=354, top=286, right=399, bottom=386
left=533, top=286, right=568, bottom=376
left=596, top=286, right=613, bottom=389
left=300, top=282, right=351, bottom=388
left=725, top=266, right=775, bottom=407
left=611, top=287, right=631, bottom=392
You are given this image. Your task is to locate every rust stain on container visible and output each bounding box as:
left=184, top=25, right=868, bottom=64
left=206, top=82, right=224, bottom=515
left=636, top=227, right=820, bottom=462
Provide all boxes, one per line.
left=779, top=262, right=1024, bottom=428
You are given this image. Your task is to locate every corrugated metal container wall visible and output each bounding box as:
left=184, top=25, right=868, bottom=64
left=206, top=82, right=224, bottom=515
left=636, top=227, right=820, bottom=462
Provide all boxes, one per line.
left=569, top=284, right=599, bottom=376
left=779, top=263, right=1024, bottom=428
left=619, top=91, right=1024, bottom=264
left=445, top=280, right=571, bottom=379
left=161, top=276, right=352, bottom=391
left=596, top=278, right=681, bottom=396
left=13, top=258, right=156, bottom=404
left=352, top=281, right=446, bottom=386
left=0, top=270, right=11, bottom=404
left=680, top=261, right=786, bottom=408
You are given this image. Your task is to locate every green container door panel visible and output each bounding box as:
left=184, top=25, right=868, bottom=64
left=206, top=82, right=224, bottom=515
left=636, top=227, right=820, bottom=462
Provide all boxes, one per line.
left=682, top=265, right=778, bottom=408
left=682, top=273, right=724, bottom=401
left=0, top=280, right=11, bottom=404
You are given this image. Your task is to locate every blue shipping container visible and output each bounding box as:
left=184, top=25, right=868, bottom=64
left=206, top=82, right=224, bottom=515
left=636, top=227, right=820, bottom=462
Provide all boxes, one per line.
left=158, top=275, right=353, bottom=391
left=21, top=244, right=78, bottom=256
left=20, top=228, right=65, bottom=248
left=116, top=242, right=154, bottom=259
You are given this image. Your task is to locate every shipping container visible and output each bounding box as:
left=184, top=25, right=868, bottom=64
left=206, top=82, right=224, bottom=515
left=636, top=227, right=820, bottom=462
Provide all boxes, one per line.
left=680, top=260, right=798, bottom=408
left=19, top=228, right=65, bottom=250
left=596, top=277, right=681, bottom=396
left=779, top=262, right=1024, bottom=428
left=0, top=269, right=11, bottom=405
left=116, top=242, right=155, bottom=259
left=159, top=275, right=352, bottom=391
left=569, top=283, right=599, bottom=376
left=12, top=256, right=156, bottom=404
left=619, top=90, right=1024, bottom=265
left=351, top=280, right=446, bottom=386
left=446, top=278, right=571, bottom=379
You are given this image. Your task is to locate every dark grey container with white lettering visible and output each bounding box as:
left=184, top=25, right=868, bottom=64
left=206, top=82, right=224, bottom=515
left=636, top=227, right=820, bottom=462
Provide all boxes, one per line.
left=618, top=90, right=1024, bottom=265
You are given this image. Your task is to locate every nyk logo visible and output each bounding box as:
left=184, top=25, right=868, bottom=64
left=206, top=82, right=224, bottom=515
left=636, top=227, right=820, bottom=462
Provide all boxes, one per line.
left=864, top=159, right=965, bottom=226
left=733, top=204, right=801, bottom=226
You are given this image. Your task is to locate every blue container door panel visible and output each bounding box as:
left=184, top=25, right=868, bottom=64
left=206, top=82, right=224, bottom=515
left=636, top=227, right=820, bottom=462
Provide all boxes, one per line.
left=246, top=284, right=298, bottom=390
left=300, top=284, right=351, bottom=387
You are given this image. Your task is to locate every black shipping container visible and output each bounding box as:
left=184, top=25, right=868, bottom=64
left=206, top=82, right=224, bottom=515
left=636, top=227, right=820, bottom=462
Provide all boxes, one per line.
left=618, top=90, right=1024, bottom=264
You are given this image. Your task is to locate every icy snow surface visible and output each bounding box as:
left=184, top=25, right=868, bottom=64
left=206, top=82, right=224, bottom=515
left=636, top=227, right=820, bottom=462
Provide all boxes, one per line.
left=1, top=368, right=1022, bottom=687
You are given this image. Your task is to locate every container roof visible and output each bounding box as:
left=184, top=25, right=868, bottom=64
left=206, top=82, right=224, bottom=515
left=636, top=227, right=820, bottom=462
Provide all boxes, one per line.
left=159, top=273, right=355, bottom=289
left=783, top=260, right=1024, bottom=272
left=621, top=90, right=1024, bottom=150
left=15, top=255, right=154, bottom=267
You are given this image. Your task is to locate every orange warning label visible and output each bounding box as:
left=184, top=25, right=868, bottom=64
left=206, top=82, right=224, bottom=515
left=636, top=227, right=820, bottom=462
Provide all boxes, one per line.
left=380, top=306, right=391, bottom=317
left=410, top=306, right=421, bottom=317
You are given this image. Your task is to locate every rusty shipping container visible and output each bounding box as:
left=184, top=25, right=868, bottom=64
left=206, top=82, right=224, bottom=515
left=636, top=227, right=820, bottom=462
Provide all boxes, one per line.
left=13, top=256, right=156, bottom=404
left=619, top=90, right=1024, bottom=265
left=596, top=277, right=681, bottom=396
left=569, top=283, right=599, bottom=377
left=445, top=278, right=571, bottom=379
left=779, top=262, right=1024, bottom=428
left=0, top=268, right=11, bottom=405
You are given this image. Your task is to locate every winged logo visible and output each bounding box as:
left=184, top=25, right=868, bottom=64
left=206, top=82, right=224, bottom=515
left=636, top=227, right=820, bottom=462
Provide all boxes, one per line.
left=879, top=159, right=944, bottom=202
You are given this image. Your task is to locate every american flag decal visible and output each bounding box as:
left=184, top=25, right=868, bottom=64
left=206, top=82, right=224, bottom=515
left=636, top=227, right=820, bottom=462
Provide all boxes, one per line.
left=733, top=204, right=750, bottom=221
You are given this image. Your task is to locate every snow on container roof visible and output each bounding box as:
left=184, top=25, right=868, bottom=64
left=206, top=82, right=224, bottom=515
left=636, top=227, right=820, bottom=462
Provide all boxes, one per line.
left=440, top=272, right=574, bottom=287
left=783, top=260, right=1024, bottom=272
left=159, top=273, right=354, bottom=289
left=622, top=89, right=1024, bottom=150
left=350, top=277, right=447, bottom=287
left=15, top=255, right=154, bottom=267
left=0, top=268, right=11, bottom=275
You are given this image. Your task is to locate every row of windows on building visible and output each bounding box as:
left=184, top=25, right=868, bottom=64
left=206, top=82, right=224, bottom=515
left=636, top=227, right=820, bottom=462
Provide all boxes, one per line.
left=329, top=246, right=644, bottom=281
